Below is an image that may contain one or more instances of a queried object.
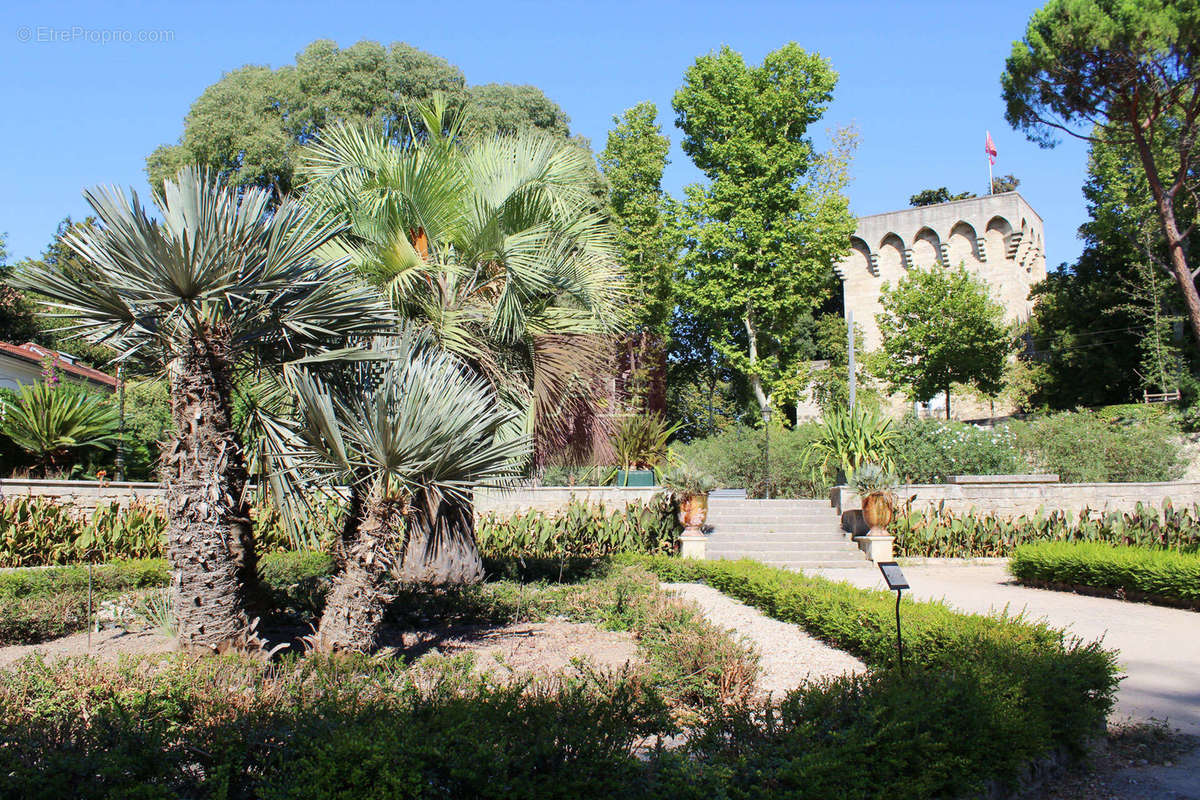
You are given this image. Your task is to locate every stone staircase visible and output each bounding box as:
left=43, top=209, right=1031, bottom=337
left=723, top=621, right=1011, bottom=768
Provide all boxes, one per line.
left=704, top=497, right=868, bottom=570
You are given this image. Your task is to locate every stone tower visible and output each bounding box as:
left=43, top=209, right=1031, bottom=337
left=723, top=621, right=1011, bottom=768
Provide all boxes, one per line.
left=834, top=191, right=1047, bottom=417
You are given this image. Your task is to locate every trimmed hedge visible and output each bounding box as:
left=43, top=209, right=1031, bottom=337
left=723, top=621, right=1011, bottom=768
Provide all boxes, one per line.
left=1011, top=541, right=1200, bottom=608
left=625, top=555, right=1120, bottom=791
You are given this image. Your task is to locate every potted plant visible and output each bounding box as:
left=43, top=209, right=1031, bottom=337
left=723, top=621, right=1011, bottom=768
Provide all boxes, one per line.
left=660, top=463, right=718, bottom=535
left=610, top=413, right=679, bottom=486
left=849, top=463, right=899, bottom=535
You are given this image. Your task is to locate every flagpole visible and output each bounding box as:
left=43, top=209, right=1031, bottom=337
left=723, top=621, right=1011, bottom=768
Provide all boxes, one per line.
left=988, top=155, right=993, bottom=194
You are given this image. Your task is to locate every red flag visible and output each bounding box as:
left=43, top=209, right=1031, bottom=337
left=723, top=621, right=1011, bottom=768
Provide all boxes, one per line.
left=985, top=131, right=997, bottom=165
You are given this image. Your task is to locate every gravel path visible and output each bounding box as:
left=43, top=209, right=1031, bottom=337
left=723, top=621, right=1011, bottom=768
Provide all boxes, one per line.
left=662, top=582, right=866, bottom=697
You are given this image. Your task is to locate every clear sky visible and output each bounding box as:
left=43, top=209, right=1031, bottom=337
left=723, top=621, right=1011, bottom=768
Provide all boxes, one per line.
left=0, top=0, right=1090, bottom=267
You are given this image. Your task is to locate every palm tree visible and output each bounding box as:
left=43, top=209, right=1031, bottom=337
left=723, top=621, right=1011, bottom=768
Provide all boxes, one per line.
left=300, top=96, right=626, bottom=468
left=0, top=381, right=118, bottom=477
left=14, top=168, right=393, bottom=653
left=266, top=332, right=528, bottom=652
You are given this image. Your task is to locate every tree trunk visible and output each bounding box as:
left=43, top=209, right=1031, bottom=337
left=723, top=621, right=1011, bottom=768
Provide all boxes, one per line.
left=394, top=492, right=484, bottom=586
left=1131, top=125, right=1200, bottom=349
left=743, top=311, right=771, bottom=419
left=945, top=383, right=951, bottom=420
left=312, top=488, right=403, bottom=653
left=163, top=336, right=259, bottom=654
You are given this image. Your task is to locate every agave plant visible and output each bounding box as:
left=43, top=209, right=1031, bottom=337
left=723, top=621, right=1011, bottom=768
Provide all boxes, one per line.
left=14, top=167, right=393, bottom=654
left=0, top=381, right=118, bottom=476
left=809, top=405, right=897, bottom=479
left=299, top=95, right=624, bottom=470
left=264, top=331, right=528, bottom=653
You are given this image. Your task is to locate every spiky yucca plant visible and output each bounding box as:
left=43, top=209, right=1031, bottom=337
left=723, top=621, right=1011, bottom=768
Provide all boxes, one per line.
left=266, top=332, right=528, bottom=653
left=14, top=167, right=393, bottom=653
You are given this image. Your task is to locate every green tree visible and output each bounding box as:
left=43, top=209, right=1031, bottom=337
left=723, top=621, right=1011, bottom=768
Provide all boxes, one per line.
left=992, top=173, right=1021, bottom=193
left=1003, top=0, right=1200, bottom=346
left=876, top=265, right=1011, bottom=419
left=0, top=380, right=118, bottom=477
left=147, top=40, right=573, bottom=199
left=301, top=99, right=623, bottom=478
left=15, top=168, right=392, bottom=653
left=909, top=187, right=975, bottom=206
left=599, top=102, right=682, bottom=413
left=672, top=43, right=857, bottom=422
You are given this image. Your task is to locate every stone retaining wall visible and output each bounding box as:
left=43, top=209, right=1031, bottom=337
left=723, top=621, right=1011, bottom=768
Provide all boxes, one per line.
left=832, top=477, right=1200, bottom=519
left=0, top=479, right=662, bottom=518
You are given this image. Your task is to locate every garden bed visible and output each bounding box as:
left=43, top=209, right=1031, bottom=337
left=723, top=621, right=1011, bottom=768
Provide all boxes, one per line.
left=0, top=555, right=1120, bottom=799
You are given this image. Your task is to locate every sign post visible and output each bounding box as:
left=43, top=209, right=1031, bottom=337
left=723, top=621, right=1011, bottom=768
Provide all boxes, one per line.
left=877, top=561, right=909, bottom=671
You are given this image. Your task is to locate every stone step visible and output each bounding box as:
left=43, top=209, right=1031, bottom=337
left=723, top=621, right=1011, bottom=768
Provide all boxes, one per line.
left=707, top=544, right=858, bottom=554
left=707, top=500, right=832, bottom=510
left=705, top=532, right=850, bottom=542
left=708, top=554, right=867, bottom=569
left=707, top=512, right=838, bottom=523
left=706, top=520, right=842, bottom=530
left=706, top=540, right=853, bottom=551
left=707, top=545, right=861, bottom=558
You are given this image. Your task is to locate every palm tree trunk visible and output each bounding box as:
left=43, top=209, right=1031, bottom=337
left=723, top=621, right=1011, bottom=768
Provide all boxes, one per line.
left=312, top=489, right=404, bottom=653
left=163, top=337, right=258, bottom=654
left=395, top=492, right=484, bottom=586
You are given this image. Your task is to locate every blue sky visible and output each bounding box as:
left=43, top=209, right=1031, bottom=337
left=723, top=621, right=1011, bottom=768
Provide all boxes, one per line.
left=0, top=0, right=1089, bottom=266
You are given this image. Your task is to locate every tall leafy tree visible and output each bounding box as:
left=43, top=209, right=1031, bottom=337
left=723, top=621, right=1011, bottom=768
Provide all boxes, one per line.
left=599, top=102, right=681, bottom=412
left=1025, top=128, right=1197, bottom=407
left=672, top=44, right=857, bottom=421
left=876, top=265, right=1012, bottom=419
left=1002, top=0, right=1200, bottom=345
left=15, top=168, right=392, bottom=653
left=148, top=40, right=574, bottom=200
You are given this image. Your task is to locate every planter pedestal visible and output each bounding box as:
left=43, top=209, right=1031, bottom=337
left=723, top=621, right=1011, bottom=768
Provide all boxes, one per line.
left=854, top=533, right=894, bottom=562
left=679, top=531, right=707, bottom=559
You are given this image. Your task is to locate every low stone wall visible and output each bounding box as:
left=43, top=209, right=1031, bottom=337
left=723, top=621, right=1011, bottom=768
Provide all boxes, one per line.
left=0, top=479, right=662, bottom=519
left=832, top=476, right=1200, bottom=520
left=474, top=486, right=662, bottom=517
left=0, top=478, right=166, bottom=513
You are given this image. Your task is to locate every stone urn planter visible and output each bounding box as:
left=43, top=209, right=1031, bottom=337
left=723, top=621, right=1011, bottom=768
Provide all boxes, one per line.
left=861, top=490, right=896, bottom=535
left=677, top=493, right=709, bottom=536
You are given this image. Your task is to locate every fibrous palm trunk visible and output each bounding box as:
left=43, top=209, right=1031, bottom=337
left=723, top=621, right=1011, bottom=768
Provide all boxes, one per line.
left=163, top=335, right=259, bottom=653
left=395, top=493, right=484, bottom=586
left=312, top=489, right=404, bottom=653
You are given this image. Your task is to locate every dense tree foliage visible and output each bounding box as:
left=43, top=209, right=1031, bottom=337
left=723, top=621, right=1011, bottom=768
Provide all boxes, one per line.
left=1023, top=129, right=1197, bottom=407
left=1003, top=0, right=1200, bottom=346
left=877, top=265, right=1012, bottom=418
left=147, top=40, right=575, bottom=199
left=672, top=43, right=856, bottom=422
left=909, top=187, right=975, bottom=206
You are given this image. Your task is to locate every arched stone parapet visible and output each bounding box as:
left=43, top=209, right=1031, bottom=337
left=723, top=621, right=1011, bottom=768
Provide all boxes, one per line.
left=911, top=226, right=941, bottom=268
left=946, top=221, right=980, bottom=267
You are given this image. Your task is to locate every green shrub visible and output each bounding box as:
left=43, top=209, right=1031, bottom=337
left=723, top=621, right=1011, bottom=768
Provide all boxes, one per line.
left=476, top=497, right=679, bottom=559
left=1012, top=410, right=1184, bottom=482
left=0, top=552, right=332, bottom=644
left=671, top=423, right=827, bottom=498
left=890, top=417, right=1021, bottom=483
left=627, top=555, right=1118, bottom=795
left=892, top=499, right=1200, bottom=558
left=1011, top=541, right=1200, bottom=607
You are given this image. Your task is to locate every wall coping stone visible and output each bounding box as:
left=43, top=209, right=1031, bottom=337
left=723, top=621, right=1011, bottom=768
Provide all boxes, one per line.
left=946, top=474, right=1059, bottom=484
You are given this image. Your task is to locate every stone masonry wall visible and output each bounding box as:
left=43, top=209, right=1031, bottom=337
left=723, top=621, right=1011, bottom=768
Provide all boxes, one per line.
left=832, top=479, right=1200, bottom=519
left=0, top=479, right=662, bottom=519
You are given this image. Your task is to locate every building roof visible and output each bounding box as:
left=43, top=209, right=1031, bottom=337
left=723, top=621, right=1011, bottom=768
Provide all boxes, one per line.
left=0, top=342, right=119, bottom=389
